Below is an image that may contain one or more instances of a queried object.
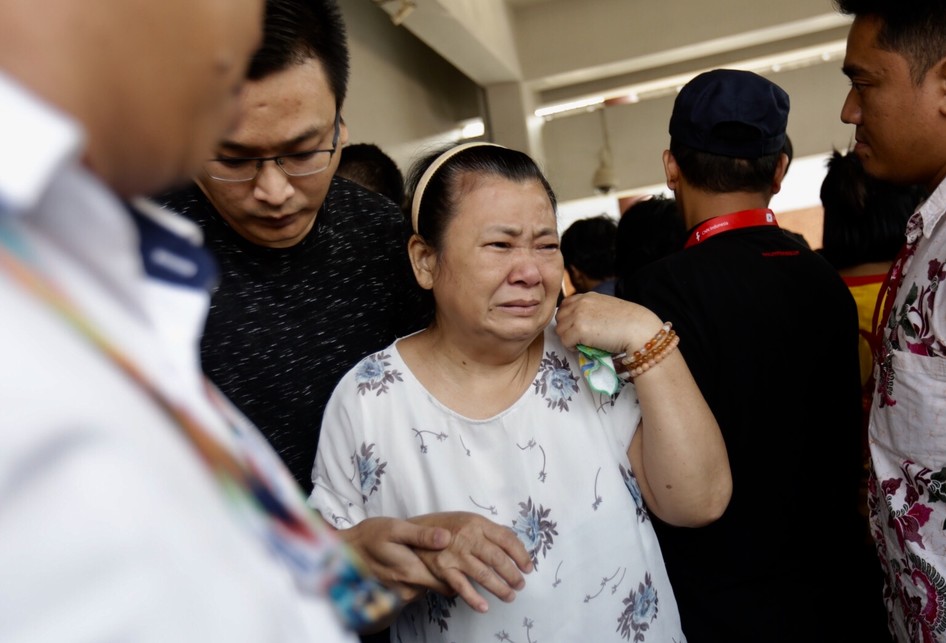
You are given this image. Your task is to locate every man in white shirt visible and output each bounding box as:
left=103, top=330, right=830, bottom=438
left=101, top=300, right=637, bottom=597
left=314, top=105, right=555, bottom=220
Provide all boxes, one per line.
left=836, top=1, right=946, bottom=640
left=0, top=1, right=442, bottom=640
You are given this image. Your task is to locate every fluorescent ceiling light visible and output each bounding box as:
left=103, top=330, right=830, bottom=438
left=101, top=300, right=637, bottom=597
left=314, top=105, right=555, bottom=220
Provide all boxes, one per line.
left=535, top=40, right=847, bottom=120
left=460, top=119, right=485, bottom=139
left=535, top=96, right=605, bottom=118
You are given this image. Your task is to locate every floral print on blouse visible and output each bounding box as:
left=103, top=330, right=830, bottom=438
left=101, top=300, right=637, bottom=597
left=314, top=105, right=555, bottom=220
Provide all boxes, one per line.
left=309, top=325, right=686, bottom=642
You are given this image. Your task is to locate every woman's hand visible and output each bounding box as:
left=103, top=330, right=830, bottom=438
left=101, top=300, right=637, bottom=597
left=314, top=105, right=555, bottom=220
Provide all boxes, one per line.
left=336, top=516, right=454, bottom=604
left=408, top=511, right=534, bottom=613
left=554, top=292, right=665, bottom=355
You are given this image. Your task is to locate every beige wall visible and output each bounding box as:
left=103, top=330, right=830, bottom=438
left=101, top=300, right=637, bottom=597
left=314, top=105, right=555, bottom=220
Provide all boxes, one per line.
left=341, top=1, right=855, bottom=206
left=540, top=62, right=854, bottom=201
left=514, top=0, right=838, bottom=88
left=339, top=0, right=482, bottom=173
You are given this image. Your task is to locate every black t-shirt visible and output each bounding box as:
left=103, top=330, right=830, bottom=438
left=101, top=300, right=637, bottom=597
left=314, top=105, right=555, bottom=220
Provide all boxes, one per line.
left=159, top=177, right=429, bottom=493
left=624, top=224, right=868, bottom=642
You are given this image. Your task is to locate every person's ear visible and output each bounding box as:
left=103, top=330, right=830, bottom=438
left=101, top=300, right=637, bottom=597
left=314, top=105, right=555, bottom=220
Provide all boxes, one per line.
left=932, top=57, right=946, bottom=118
left=770, top=152, right=790, bottom=195
left=408, top=234, right=436, bottom=290
left=663, top=149, right=680, bottom=191
left=566, top=265, right=587, bottom=292
left=338, top=115, right=350, bottom=148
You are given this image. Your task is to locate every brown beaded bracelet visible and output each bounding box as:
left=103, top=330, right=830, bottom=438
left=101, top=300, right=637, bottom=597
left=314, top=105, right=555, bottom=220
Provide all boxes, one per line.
left=621, top=330, right=676, bottom=373
left=612, top=322, right=679, bottom=380
left=626, top=334, right=680, bottom=378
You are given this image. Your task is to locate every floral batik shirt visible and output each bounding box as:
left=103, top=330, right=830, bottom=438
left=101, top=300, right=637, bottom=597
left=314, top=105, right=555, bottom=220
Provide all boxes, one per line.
left=309, top=325, right=686, bottom=642
left=868, top=178, right=946, bottom=642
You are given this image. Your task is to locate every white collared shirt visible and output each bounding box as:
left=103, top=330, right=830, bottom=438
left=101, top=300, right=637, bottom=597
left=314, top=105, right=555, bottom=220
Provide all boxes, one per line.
left=0, top=71, right=356, bottom=643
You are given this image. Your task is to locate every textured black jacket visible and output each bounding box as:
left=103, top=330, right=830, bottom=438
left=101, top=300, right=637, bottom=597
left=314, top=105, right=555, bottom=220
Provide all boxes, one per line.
left=159, top=178, right=429, bottom=492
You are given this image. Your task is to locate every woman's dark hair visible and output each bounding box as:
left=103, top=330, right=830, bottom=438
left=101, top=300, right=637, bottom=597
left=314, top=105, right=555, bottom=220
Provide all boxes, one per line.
left=405, top=143, right=557, bottom=251
left=247, top=0, right=350, bottom=109
left=819, top=149, right=926, bottom=270
left=614, top=195, right=686, bottom=298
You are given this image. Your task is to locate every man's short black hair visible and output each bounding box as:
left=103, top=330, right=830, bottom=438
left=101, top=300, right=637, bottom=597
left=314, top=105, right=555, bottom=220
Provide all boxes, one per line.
left=835, top=0, right=946, bottom=84
left=614, top=196, right=685, bottom=298
left=560, top=215, right=618, bottom=281
left=337, top=143, right=405, bottom=208
left=248, top=0, right=350, bottom=108
left=670, top=142, right=782, bottom=194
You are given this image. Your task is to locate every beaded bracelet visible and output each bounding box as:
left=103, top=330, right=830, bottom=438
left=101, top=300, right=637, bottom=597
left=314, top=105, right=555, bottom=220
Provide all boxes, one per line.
left=612, top=322, right=680, bottom=380
left=625, top=334, right=680, bottom=378
left=617, top=322, right=672, bottom=368
left=622, top=330, right=676, bottom=373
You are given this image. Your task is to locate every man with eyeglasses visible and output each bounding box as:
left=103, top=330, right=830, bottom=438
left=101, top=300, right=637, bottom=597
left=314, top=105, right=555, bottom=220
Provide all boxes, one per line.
left=157, top=0, right=428, bottom=497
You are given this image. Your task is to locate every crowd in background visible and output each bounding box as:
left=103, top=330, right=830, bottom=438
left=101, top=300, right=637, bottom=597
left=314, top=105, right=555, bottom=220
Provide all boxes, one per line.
left=2, top=0, right=945, bottom=641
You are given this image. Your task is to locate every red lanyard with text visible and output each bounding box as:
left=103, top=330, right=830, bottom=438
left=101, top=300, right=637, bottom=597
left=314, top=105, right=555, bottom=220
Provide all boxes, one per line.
left=685, top=208, right=779, bottom=248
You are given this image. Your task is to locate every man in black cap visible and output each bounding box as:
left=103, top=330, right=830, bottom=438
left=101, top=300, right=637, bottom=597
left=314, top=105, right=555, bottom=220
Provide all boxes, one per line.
left=621, top=69, right=882, bottom=641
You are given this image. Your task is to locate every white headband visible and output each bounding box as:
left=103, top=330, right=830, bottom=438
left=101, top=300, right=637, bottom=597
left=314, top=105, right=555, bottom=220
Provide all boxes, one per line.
left=410, top=141, right=506, bottom=234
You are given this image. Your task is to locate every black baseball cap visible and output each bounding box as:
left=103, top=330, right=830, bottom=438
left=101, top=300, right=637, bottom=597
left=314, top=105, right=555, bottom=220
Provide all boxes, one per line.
left=669, top=69, right=789, bottom=159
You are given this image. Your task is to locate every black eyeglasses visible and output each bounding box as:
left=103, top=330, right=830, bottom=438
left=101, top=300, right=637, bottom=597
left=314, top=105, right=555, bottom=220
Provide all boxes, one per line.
left=204, top=112, right=341, bottom=182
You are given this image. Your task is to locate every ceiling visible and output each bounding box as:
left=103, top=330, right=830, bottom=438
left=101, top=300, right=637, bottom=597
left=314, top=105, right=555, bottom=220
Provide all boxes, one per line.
left=376, top=0, right=851, bottom=119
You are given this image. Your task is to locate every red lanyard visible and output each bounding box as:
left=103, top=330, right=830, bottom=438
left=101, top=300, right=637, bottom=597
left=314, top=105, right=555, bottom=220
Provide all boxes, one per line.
left=869, top=239, right=917, bottom=360
left=685, top=208, right=779, bottom=248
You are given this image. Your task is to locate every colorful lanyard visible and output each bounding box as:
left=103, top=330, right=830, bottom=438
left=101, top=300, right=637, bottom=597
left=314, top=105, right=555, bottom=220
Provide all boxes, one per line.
left=0, top=218, right=395, bottom=632
left=684, top=208, right=779, bottom=248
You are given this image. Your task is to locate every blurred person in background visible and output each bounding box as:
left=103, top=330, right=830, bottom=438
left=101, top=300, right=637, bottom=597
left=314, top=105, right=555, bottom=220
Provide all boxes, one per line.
left=336, top=141, right=406, bottom=212
left=560, top=214, right=618, bottom=295
left=614, top=195, right=686, bottom=299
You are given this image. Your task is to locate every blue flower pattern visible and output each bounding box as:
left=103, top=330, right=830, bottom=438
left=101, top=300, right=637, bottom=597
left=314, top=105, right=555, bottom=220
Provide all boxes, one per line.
left=533, top=351, right=580, bottom=411
left=326, top=333, right=679, bottom=641
left=355, top=351, right=402, bottom=396
left=621, top=464, right=650, bottom=523
left=512, top=497, right=558, bottom=569
left=617, top=572, right=659, bottom=641
left=353, top=442, right=386, bottom=502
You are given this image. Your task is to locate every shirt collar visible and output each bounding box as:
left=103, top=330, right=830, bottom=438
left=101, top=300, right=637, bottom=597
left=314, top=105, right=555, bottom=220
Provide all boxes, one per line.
left=0, top=70, right=84, bottom=216
left=915, top=176, right=946, bottom=242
